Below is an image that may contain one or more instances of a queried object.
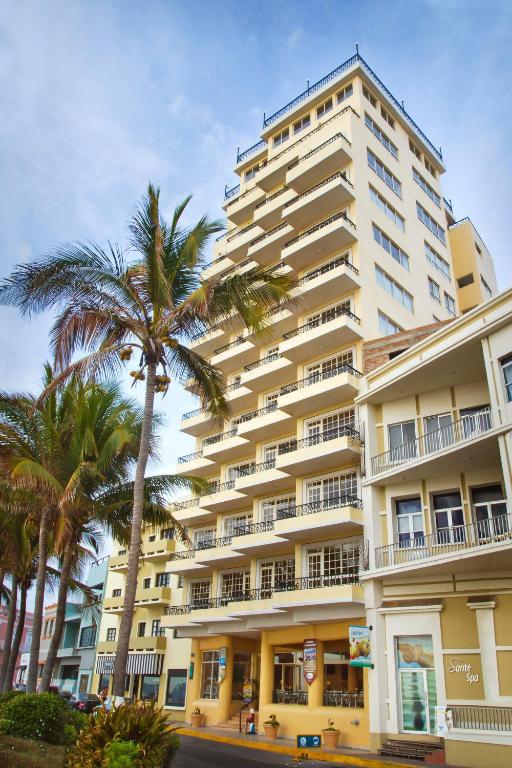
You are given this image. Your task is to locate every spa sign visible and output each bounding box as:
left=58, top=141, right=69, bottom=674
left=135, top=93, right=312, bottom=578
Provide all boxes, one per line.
left=303, top=639, right=317, bottom=684
left=349, top=625, right=372, bottom=667
left=447, top=657, right=479, bottom=685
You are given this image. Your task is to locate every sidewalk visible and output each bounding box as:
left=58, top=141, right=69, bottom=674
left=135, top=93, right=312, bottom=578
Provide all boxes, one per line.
left=172, top=724, right=434, bottom=768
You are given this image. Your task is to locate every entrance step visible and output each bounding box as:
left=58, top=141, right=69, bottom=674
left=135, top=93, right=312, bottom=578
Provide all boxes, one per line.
left=379, top=739, right=444, bottom=762
left=215, top=712, right=259, bottom=732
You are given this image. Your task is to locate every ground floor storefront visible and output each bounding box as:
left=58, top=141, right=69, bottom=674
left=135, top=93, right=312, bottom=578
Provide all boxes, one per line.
left=185, top=620, right=369, bottom=748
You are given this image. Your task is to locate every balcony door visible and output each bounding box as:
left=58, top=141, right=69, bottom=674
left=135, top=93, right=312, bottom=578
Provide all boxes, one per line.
left=224, top=512, right=253, bottom=537
left=471, top=485, right=509, bottom=541
left=305, top=299, right=351, bottom=329
left=219, top=570, right=250, bottom=600
left=395, top=497, right=425, bottom=548
left=305, top=348, right=354, bottom=382
left=305, top=408, right=355, bottom=443
left=189, top=579, right=211, bottom=607
left=305, top=540, right=359, bottom=585
left=259, top=558, right=295, bottom=596
left=304, top=471, right=358, bottom=508
left=460, top=406, right=491, bottom=438
left=388, top=421, right=417, bottom=462
left=423, top=413, right=454, bottom=454
left=432, top=491, right=465, bottom=544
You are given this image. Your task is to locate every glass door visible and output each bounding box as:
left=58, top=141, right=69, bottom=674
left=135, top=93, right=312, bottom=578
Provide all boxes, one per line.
left=424, top=413, right=454, bottom=453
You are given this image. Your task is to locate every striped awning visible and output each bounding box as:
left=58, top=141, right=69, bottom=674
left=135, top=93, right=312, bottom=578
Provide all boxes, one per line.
left=96, top=653, right=164, bottom=676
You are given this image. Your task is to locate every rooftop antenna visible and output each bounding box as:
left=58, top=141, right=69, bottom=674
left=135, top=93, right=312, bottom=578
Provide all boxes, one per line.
left=355, top=42, right=359, bottom=55
left=401, top=100, right=405, bottom=111
left=307, top=79, right=310, bottom=93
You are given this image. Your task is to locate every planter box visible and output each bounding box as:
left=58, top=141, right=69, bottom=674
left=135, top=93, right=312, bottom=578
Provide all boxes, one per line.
left=263, top=724, right=279, bottom=739
left=322, top=729, right=340, bottom=749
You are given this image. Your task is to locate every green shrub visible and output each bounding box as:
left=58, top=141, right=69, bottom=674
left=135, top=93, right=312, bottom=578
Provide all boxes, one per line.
left=0, top=717, right=11, bottom=733
left=1, top=692, right=69, bottom=744
left=0, top=690, right=24, bottom=709
left=66, top=701, right=179, bottom=768
left=104, top=740, right=141, bottom=768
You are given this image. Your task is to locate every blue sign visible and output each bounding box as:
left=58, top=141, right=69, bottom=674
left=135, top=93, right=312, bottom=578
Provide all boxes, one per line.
left=297, top=735, right=321, bottom=748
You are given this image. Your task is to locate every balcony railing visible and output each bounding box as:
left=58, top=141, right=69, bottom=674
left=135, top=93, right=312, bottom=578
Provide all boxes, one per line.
left=284, top=210, right=356, bottom=251
left=234, top=459, right=271, bottom=477
left=277, top=495, right=362, bottom=521
left=288, top=424, right=361, bottom=451
left=225, top=184, right=259, bottom=208
left=323, top=691, right=364, bottom=708
left=283, top=305, right=361, bottom=341
left=178, top=449, right=203, bottom=464
left=238, top=402, right=279, bottom=420
left=443, top=197, right=454, bottom=214
left=208, top=479, right=236, bottom=494
left=262, top=52, right=442, bottom=162
left=274, top=690, right=308, bottom=705
left=244, top=353, right=281, bottom=372
left=213, top=337, right=248, bottom=356
left=249, top=221, right=289, bottom=247
left=225, top=221, right=259, bottom=245
left=371, top=408, right=493, bottom=476
left=277, top=572, right=360, bottom=590
left=287, top=132, right=350, bottom=172
left=451, top=705, right=512, bottom=732
left=232, top=520, right=275, bottom=537
left=173, top=497, right=200, bottom=511
left=237, top=139, right=267, bottom=164
left=284, top=171, right=354, bottom=211
left=226, top=380, right=242, bottom=393
left=203, top=429, right=238, bottom=447
left=279, top=364, right=362, bottom=396
left=255, top=186, right=289, bottom=210
left=224, top=183, right=240, bottom=200
left=374, top=509, right=512, bottom=569
left=298, top=254, right=359, bottom=284
left=195, top=535, right=233, bottom=550
left=168, top=550, right=195, bottom=561
left=182, top=406, right=205, bottom=420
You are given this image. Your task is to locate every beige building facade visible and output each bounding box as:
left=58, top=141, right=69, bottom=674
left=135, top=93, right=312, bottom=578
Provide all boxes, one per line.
left=359, top=290, right=512, bottom=767
left=156, top=49, right=504, bottom=755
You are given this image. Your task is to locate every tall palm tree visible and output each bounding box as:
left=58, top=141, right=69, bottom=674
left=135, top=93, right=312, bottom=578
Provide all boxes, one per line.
left=0, top=184, right=295, bottom=697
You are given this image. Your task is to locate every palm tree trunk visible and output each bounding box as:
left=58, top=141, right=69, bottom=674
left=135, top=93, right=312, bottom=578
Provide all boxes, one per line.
left=113, top=362, right=156, bottom=700
left=4, top=583, right=27, bottom=691
left=0, top=569, right=5, bottom=604
left=0, top=576, right=18, bottom=691
left=26, top=508, right=50, bottom=694
left=40, top=545, right=74, bottom=692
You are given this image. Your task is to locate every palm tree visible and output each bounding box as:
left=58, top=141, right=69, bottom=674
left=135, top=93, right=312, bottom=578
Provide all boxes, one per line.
left=0, top=183, right=295, bottom=698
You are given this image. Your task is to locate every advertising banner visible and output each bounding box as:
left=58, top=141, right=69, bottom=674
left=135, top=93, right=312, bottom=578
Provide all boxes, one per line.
left=349, top=625, right=372, bottom=667
left=303, top=639, right=317, bottom=684
left=218, top=647, right=227, bottom=682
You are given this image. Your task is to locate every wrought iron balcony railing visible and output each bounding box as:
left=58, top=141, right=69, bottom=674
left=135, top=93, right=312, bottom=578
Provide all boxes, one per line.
left=237, top=139, right=267, bottom=164
left=279, top=364, right=362, bottom=396
left=255, top=185, right=289, bottom=210
left=283, top=171, right=354, bottom=211
left=225, top=221, right=259, bottom=245
left=168, top=550, right=195, bottom=561
left=244, top=353, right=281, bottom=372
left=283, top=210, right=356, bottom=252
left=283, top=424, right=361, bottom=453
left=323, top=691, right=364, bottom=708
left=195, top=535, right=233, bottom=550
left=298, top=253, right=359, bottom=284
left=286, top=132, right=350, bottom=172
left=203, top=428, right=238, bottom=447
left=177, top=449, right=203, bottom=464
left=371, top=407, right=493, bottom=476
left=224, top=184, right=259, bottom=208
left=232, top=520, right=275, bottom=537
left=276, top=495, right=362, bottom=521
left=282, top=304, right=361, bottom=341
left=172, top=497, right=200, bottom=512
left=224, top=183, right=240, bottom=200
left=182, top=406, right=205, bottom=420
left=374, top=509, right=511, bottom=569
left=213, top=337, right=248, bottom=356
left=249, top=221, right=289, bottom=248
left=234, top=459, right=272, bottom=477
left=274, top=690, right=308, bottom=705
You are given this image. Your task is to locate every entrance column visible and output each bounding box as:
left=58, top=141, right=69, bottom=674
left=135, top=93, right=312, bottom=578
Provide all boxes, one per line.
left=308, top=640, right=324, bottom=708
left=217, top=636, right=234, bottom=722
left=259, top=631, right=273, bottom=707
left=186, top=639, right=202, bottom=712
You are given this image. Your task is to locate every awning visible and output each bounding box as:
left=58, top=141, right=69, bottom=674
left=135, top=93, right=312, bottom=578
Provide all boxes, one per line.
left=95, top=653, right=164, bottom=676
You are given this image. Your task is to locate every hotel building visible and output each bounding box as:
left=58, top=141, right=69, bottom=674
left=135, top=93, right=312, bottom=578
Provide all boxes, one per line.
left=157, top=49, right=501, bottom=752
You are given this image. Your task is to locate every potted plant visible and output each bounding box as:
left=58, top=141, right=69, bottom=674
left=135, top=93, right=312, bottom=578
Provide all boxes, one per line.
left=190, top=705, right=203, bottom=727
left=263, top=713, right=280, bottom=739
left=322, top=718, right=341, bottom=749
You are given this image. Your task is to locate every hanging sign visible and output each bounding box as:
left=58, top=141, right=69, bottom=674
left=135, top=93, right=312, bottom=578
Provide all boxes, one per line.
left=218, top=647, right=227, bottom=682
left=242, top=679, right=254, bottom=702
left=349, top=625, right=373, bottom=667
left=303, top=639, right=317, bottom=684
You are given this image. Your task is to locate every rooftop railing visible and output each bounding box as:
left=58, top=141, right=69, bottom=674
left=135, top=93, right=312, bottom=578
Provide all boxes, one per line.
left=374, top=508, right=511, bottom=569
left=237, top=139, right=267, bottom=164
left=283, top=210, right=356, bottom=252
left=224, top=183, right=240, bottom=200
left=182, top=406, right=205, bottom=420
left=370, top=407, right=493, bottom=476
left=262, top=52, right=443, bottom=162
left=282, top=303, right=361, bottom=340
left=279, top=364, right=362, bottom=396
left=298, top=253, right=359, bottom=284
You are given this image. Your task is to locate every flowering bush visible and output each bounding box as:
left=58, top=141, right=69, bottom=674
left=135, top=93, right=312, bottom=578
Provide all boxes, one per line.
left=0, top=693, right=70, bottom=744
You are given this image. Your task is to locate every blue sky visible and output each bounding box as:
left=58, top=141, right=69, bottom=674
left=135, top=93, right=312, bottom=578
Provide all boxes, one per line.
left=1, top=0, right=511, bottom=489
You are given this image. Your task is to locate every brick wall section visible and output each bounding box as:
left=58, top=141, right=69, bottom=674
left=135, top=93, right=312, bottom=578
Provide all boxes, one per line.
left=363, top=320, right=453, bottom=374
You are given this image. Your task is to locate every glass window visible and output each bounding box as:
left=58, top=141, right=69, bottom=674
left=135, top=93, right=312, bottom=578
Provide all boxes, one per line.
left=432, top=491, right=465, bottom=543
left=424, top=158, right=437, bottom=178
left=409, top=139, right=422, bottom=160
left=112, top=589, right=121, bottom=597
left=416, top=202, right=445, bottom=244
left=78, top=625, right=96, bottom=648
left=428, top=277, right=441, bottom=303
left=457, top=272, right=474, bottom=288
left=471, top=484, right=508, bottom=540
left=161, top=527, right=174, bottom=540
left=425, top=242, right=450, bottom=279
left=137, top=622, right=146, bottom=638
left=245, top=164, right=259, bottom=182
left=444, top=292, right=456, bottom=316
left=413, top=168, right=441, bottom=207
left=260, top=495, right=296, bottom=522
left=502, top=355, right=512, bottom=402
left=305, top=472, right=358, bottom=506
left=367, top=149, right=402, bottom=196
left=219, top=570, right=250, bottom=598
left=316, top=97, right=333, bottom=119
left=362, top=86, right=377, bottom=108
left=165, top=669, right=187, bottom=708
left=151, top=619, right=162, bottom=637
left=459, top=405, right=491, bottom=438
left=190, top=580, right=211, bottom=607
left=193, top=527, right=216, bottom=548
left=424, top=413, right=454, bottom=453
left=141, top=675, right=160, bottom=701
left=337, top=83, right=353, bottom=103
left=156, top=572, right=171, bottom=587
left=370, top=186, right=405, bottom=231
left=378, top=310, right=402, bottom=336
left=259, top=558, right=295, bottom=593
left=224, top=513, right=253, bottom=536
left=372, top=223, right=409, bottom=270
left=397, top=635, right=436, bottom=734
left=273, top=128, right=289, bottom=147
left=143, top=577, right=151, bottom=589
left=200, top=650, right=220, bottom=699
left=293, top=115, right=311, bottom=135
left=375, top=265, right=413, bottom=312
left=481, top=276, right=492, bottom=299
left=365, top=113, right=398, bottom=159
left=388, top=421, right=417, bottom=461
left=396, top=498, right=424, bottom=546
left=98, top=673, right=110, bottom=693
left=106, top=627, right=116, bottom=642
left=380, top=106, right=395, bottom=129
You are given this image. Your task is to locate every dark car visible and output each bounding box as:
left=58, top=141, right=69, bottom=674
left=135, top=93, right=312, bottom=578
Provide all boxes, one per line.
left=70, top=692, right=101, bottom=713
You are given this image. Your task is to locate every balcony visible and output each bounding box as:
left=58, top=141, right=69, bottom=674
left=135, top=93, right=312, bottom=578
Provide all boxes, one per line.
left=194, top=536, right=245, bottom=568
left=280, top=305, right=362, bottom=362
left=103, top=586, right=171, bottom=614
left=175, top=449, right=214, bottom=478
left=167, top=549, right=207, bottom=576
left=254, top=186, right=296, bottom=229
left=281, top=211, right=357, bottom=272
left=189, top=325, right=225, bottom=357
left=241, top=353, right=294, bottom=391
left=202, top=429, right=251, bottom=463
left=199, top=480, right=247, bottom=514
left=297, top=255, right=360, bottom=306
left=236, top=403, right=293, bottom=442
left=108, top=550, right=129, bottom=573
left=254, top=144, right=301, bottom=192
left=275, top=425, right=362, bottom=476
left=225, top=381, right=258, bottom=412
left=180, top=406, right=219, bottom=438
left=279, top=365, right=362, bottom=417
left=234, top=459, right=291, bottom=497
left=286, top=133, right=351, bottom=193
left=372, top=510, right=512, bottom=574
left=210, top=337, right=256, bottom=374
left=223, top=184, right=265, bottom=226
left=274, top=496, right=363, bottom=540
left=219, top=222, right=264, bottom=263
left=283, top=172, right=355, bottom=229
left=247, top=222, right=294, bottom=267
left=143, top=538, right=175, bottom=562
left=96, top=635, right=167, bottom=654
left=369, top=408, right=496, bottom=483
left=202, top=255, right=235, bottom=281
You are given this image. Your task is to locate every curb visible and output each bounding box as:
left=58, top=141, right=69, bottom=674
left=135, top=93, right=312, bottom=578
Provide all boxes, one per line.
left=175, top=727, right=416, bottom=768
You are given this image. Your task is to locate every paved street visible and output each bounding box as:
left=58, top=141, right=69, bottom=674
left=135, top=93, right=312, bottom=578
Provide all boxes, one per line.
left=173, top=735, right=354, bottom=768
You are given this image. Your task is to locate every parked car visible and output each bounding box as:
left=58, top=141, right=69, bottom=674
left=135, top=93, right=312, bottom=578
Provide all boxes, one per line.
left=12, top=683, right=26, bottom=692
left=48, top=685, right=73, bottom=701
left=70, top=692, right=101, bottom=713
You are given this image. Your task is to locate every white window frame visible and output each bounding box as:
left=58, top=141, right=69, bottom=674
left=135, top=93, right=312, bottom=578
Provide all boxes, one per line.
left=217, top=569, right=251, bottom=598
left=316, top=97, right=333, bottom=119
left=303, top=470, right=358, bottom=505
left=257, top=555, right=296, bottom=590
left=293, top=114, right=311, bottom=135
left=273, top=128, right=289, bottom=148
left=223, top=511, right=253, bottom=537
left=501, top=355, right=512, bottom=403
left=428, top=277, right=441, bottom=303
left=370, top=186, right=405, bottom=231
left=337, top=83, right=353, bottom=103
left=303, top=347, right=355, bottom=380
left=302, top=536, right=361, bottom=578
left=189, top=579, right=211, bottom=605
left=259, top=494, right=297, bottom=522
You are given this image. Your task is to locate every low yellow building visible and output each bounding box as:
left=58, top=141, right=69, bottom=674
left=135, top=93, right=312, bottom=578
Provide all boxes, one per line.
left=358, top=288, right=512, bottom=767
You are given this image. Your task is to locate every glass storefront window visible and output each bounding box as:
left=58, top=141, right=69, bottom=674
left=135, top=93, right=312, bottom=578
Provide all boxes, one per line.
left=200, top=650, right=220, bottom=699
left=232, top=653, right=251, bottom=700
left=165, top=669, right=187, bottom=708
left=140, top=675, right=160, bottom=701
left=396, top=635, right=437, bottom=734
